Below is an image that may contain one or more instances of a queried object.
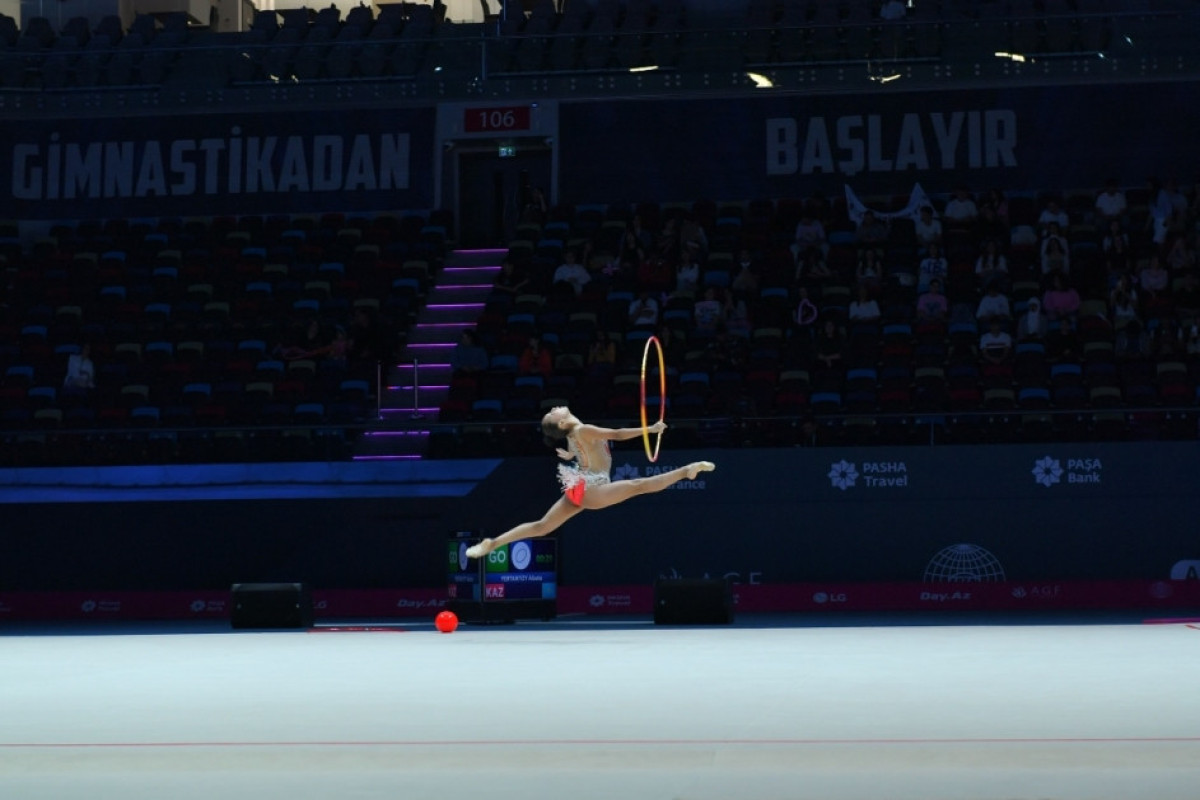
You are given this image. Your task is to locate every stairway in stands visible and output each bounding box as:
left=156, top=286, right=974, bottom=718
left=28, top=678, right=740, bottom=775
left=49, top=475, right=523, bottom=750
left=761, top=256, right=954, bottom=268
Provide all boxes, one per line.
left=352, top=248, right=506, bottom=460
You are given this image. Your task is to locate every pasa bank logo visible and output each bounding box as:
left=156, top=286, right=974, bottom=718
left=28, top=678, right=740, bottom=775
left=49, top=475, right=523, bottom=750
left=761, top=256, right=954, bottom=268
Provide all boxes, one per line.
left=1032, top=455, right=1101, bottom=486
left=614, top=464, right=639, bottom=480
left=614, top=463, right=706, bottom=490
left=828, top=460, right=859, bottom=490
left=1032, top=456, right=1063, bottom=487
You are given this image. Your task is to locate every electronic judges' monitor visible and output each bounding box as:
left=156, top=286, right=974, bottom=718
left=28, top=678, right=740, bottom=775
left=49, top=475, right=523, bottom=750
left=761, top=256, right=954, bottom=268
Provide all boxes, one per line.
left=447, top=534, right=557, bottom=623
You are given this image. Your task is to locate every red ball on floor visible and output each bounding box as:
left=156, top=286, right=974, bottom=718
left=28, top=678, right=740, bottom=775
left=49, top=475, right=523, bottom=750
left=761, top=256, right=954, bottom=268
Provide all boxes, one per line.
left=435, top=610, right=459, bottom=633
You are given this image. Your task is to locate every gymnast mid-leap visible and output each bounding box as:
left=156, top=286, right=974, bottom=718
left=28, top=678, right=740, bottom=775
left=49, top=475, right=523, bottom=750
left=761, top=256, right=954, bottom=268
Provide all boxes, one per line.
left=465, top=406, right=715, bottom=559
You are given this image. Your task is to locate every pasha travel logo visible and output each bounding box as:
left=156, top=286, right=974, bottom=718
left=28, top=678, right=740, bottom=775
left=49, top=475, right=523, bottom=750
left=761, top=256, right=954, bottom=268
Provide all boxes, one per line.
left=827, top=460, right=908, bottom=490
left=828, top=460, right=858, bottom=490
left=613, top=463, right=707, bottom=490
left=1032, top=456, right=1101, bottom=486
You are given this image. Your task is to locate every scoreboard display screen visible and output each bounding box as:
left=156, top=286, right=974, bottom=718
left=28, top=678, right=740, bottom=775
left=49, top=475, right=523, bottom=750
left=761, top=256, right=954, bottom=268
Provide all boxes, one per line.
left=447, top=537, right=557, bottom=602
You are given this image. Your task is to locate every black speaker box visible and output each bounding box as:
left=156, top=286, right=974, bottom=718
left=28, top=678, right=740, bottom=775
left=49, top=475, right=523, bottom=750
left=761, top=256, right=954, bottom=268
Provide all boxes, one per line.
left=230, top=582, right=313, bottom=629
left=653, top=578, right=734, bottom=625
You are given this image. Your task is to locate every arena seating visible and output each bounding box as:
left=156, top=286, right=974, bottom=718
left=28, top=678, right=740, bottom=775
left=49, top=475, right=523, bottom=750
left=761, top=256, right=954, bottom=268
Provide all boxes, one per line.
left=0, top=211, right=445, bottom=465
left=3, top=0, right=1190, bottom=89
left=434, top=181, right=1200, bottom=452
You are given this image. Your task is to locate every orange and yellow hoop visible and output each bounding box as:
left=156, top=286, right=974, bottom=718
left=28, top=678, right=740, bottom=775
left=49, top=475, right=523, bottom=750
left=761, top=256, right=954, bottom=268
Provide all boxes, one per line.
left=639, top=334, right=667, bottom=463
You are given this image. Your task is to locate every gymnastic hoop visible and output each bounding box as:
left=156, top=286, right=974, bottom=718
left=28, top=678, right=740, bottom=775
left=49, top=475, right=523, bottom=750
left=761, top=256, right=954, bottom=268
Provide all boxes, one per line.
left=639, top=334, right=667, bottom=463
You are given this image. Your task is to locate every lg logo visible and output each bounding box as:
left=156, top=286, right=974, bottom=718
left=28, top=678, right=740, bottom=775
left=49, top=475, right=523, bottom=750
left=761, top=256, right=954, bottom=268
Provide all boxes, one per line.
left=812, top=592, right=848, bottom=604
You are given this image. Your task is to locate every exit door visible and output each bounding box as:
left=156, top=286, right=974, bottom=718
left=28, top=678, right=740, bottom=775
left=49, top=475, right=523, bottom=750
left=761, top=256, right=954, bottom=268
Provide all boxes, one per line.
left=455, top=141, right=553, bottom=248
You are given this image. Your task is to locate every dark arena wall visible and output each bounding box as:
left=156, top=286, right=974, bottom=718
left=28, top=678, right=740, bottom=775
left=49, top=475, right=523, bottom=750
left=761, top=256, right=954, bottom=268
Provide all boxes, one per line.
left=1, top=442, right=1198, bottom=619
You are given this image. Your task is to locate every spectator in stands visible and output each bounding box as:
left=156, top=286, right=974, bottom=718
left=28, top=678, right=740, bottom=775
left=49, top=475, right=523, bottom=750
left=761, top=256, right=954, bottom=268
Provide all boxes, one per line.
left=1046, top=316, right=1081, bottom=362
left=813, top=318, right=845, bottom=371
left=1108, top=273, right=1139, bottom=321
left=731, top=249, right=760, bottom=298
left=1166, top=233, right=1196, bottom=273
left=671, top=248, right=700, bottom=299
left=855, top=248, right=883, bottom=294
left=1154, top=320, right=1182, bottom=359
left=552, top=249, right=591, bottom=296
left=519, top=335, right=553, bottom=377
left=975, top=238, right=1009, bottom=292
left=297, top=325, right=350, bottom=371
left=493, top=258, right=529, bottom=298
left=628, top=215, right=655, bottom=253
left=1146, top=177, right=1174, bottom=249
left=1037, top=198, right=1070, bottom=237
left=975, top=283, right=1011, bottom=324
left=790, top=210, right=827, bottom=264
left=1114, top=319, right=1151, bottom=361
left=1094, top=179, right=1127, bottom=224
left=277, top=319, right=329, bottom=361
left=1111, top=286, right=1140, bottom=330
left=656, top=215, right=681, bottom=263
left=1174, top=270, right=1200, bottom=319
left=519, top=186, right=547, bottom=226
left=1042, top=273, right=1081, bottom=321
left=916, top=277, right=949, bottom=322
left=943, top=186, right=979, bottom=229
left=1138, top=254, right=1170, bottom=304
left=1165, top=179, right=1190, bottom=234
left=693, top=286, right=725, bottom=334
left=628, top=289, right=659, bottom=329
left=848, top=285, right=881, bottom=324
left=795, top=246, right=832, bottom=288
left=585, top=328, right=614, bottom=367
left=1016, top=297, right=1048, bottom=341
left=1102, top=219, right=1132, bottom=284
left=917, top=242, right=948, bottom=293
left=855, top=210, right=890, bottom=249
left=1040, top=230, right=1070, bottom=278
left=978, top=188, right=1010, bottom=239
left=450, top=328, right=490, bottom=376
left=679, top=214, right=708, bottom=261
left=1186, top=321, right=1200, bottom=357
left=612, top=226, right=648, bottom=288
left=879, top=0, right=906, bottom=20
left=914, top=205, right=942, bottom=246
left=63, top=344, right=95, bottom=392
left=637, top=256, right=673, bottom=294
left=655, top=323, right=688, bottom=365
left=725, top=290, right=752, bottom=338
left=979, top=319, right=1013, bottom=364
left=587, top=330, right=617, bottom=379
left=348, top=307, right=389, bottom=367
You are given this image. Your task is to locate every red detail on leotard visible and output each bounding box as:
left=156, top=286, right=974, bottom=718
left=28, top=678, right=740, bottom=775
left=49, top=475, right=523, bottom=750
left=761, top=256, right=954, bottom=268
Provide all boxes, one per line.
left=565, top=482, right=586, bottom=506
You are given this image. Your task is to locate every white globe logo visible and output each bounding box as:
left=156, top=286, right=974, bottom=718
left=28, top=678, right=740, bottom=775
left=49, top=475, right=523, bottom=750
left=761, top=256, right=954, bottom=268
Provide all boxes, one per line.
left=458, top=542, right=469, bottom=571
left=924, top=544, right=1006, bottom=582
left=511, top=541, right=532, bottom=570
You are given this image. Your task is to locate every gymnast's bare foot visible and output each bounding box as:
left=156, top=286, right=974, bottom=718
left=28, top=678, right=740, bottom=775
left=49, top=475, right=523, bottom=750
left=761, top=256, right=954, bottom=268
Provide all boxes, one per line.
left=687, top=461, right=716, bottom=480
left=465, top=538, right=495, bottom=559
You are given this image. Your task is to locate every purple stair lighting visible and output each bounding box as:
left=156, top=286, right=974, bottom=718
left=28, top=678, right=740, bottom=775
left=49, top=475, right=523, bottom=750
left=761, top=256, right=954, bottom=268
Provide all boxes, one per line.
left=353, top=247, right=505, bottom=460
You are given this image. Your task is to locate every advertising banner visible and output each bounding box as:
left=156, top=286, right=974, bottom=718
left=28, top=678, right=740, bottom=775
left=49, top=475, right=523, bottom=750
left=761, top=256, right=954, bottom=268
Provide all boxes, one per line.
left=558, top=82, right=1200, bottom=202
left=0, top=107, right=436, bottom=219
left=1, top=443, right=1198, bottom=620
